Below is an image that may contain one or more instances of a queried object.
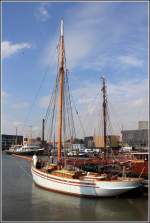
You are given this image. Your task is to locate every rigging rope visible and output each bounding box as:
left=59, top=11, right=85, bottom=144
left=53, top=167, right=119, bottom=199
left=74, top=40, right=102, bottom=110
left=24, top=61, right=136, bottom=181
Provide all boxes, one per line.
left=22, top=66, right=51, bottom=135
left=71, top=93, right=86, bottom=139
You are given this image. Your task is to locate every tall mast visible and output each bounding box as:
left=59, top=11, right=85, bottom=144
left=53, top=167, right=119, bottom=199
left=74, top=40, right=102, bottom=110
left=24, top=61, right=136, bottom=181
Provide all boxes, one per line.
left=42, top=119, right=45, bottom=145
left=57, top=19, right=65, bottom=163
left=15, top=127, right=18, bottom=145
left=101, top=77, right=107, bottom=159
left=29, top=125, right=32, bottom=144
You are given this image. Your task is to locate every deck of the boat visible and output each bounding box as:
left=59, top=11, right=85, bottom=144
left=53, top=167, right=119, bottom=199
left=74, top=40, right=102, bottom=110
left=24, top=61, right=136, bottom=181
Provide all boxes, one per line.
left=38, top=163, right=108, bottom=180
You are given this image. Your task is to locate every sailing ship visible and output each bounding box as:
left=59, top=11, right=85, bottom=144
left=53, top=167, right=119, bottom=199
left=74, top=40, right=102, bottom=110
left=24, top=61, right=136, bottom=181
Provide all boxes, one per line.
left=31, top=20, right=143, bottom=197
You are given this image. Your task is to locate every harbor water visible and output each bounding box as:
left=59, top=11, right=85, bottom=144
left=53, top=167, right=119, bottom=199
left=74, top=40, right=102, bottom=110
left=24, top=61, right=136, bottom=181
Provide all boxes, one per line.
left=2, top=152, right=148, bottom=221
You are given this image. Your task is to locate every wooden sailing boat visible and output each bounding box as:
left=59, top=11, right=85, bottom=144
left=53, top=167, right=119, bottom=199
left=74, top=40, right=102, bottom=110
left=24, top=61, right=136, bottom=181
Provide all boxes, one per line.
left=31, top=20, right=143, bottom=197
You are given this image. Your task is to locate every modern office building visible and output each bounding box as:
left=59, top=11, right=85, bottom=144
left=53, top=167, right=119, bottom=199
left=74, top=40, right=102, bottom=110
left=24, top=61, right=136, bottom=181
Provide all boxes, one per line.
left=2, top=134, right=23, bottom=150
left=138, top=121, right=148, bottom=130
left=121, top=129, right=148, bottom=148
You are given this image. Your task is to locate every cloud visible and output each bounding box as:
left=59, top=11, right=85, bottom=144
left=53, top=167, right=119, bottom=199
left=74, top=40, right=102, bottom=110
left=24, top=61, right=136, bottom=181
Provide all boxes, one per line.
left=12, top=121, right=23, bottom=127
left=2, top=41, right=31, bottom=59
left=72, top=78, right=148, bottom=136
left=2, top=3, right=148, bottom=138
left=36, top=3, right=50, bottom=22
left=39, top=95, right=50, bottom=108
left=42, top=3, right=107, bottom=69
left=12, top=102, right=29, bottom=109
left=42, top=2, right=147, bottom=73
left=2, top=90, right=9, bottom=99
left=118, top=55, right=144, bottom=67
left=2, top=90, right=10, bottom=106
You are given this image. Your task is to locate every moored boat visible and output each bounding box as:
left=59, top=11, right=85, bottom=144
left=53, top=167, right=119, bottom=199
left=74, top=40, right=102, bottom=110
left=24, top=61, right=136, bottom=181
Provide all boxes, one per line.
left=31, top=163, right=143, bottom=197
left=6, top=144, right=44, bottom=155
left=31, top=19, right=143, bottom=197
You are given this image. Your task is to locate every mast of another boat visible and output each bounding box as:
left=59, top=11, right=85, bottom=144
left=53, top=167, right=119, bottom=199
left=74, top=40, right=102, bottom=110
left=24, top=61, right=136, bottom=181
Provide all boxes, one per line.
left=42, top=119, right=45, bottom=146
left=101, top=77, right=107, bottom=160
left=29, top=125, right=32, bottom=144
left=15, top=127, right=18, bottom=145
left=57, top=19, right=65, bottom=167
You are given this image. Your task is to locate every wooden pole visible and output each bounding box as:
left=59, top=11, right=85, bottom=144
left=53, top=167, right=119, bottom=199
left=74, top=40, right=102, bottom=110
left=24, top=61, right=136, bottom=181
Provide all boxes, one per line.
left=57, top=19, right=64, bottom=164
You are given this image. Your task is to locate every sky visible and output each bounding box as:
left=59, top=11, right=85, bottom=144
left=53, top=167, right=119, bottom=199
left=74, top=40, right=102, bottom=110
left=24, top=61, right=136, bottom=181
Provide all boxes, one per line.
left=2, top=1, right=149, bottom=140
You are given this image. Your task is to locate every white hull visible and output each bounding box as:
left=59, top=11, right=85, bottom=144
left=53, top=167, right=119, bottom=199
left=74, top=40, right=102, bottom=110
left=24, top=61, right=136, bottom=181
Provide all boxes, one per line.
left=31, top=167, right=142, bottom=197
left=6, top=148, right=44, bottom=155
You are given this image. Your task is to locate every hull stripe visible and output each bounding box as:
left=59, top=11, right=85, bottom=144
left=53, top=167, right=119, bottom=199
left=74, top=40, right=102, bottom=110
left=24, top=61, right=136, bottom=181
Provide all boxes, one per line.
left=32, top=168, right=99, bottom=188
left=34, top=182, right=99, bottom=197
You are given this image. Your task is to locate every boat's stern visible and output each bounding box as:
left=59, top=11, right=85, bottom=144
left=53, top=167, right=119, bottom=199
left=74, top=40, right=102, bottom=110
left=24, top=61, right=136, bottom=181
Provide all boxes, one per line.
left=95, top=177, right=144, bottom=197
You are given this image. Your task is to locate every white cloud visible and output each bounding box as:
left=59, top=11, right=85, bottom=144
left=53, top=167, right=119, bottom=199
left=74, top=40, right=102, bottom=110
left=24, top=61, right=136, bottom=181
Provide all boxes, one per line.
left=2, top=90, right=9, bottom=99
left=2, top=116, right=41, bottom=137
left=2, top=41, right=31, bottom=59
left=12, top=102, right=29, bottom=109
left=42, top=2, right=147, bottom=73
left=32, top=126, right=40, bottom=131
left=118, top=55, right=143, bottom=67
left=2, top=118, right=17, bottom=134
left=42, top=3, right=107, bottom=69
left=36, top=3, right=50, bottom=22
left=78, top=98, right=94, bottom=105
left=39, top=95, right=50, bottom=108
left=2, top=90, right=10, bottom=107
left=72, top=78, right=148, bottom=136
left=12, top=121, right=23, bottom=127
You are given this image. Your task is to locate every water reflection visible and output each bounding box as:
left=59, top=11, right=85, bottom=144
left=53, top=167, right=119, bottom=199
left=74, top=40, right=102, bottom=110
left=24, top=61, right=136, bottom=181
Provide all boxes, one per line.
left=2, top=153, right=148, bottom=221
left=32, top=182, right=148, bottom=221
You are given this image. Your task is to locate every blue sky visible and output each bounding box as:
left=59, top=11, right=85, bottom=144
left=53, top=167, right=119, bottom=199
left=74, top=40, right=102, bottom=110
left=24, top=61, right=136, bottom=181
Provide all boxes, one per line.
left=2, top=2, right=148, bottom=138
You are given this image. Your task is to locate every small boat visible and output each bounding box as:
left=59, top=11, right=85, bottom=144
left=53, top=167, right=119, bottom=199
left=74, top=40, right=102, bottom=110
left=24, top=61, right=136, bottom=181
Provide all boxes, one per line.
left=6, top=144, right=44, bottom=155
left=31, top=19, right=143, bottom=197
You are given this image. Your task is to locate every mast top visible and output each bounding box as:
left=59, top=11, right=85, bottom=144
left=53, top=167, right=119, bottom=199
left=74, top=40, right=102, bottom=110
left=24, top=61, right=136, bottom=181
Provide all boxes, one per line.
left=60, top=19, right=64, bottom=37
left=101, top=76, right=105, bottom=82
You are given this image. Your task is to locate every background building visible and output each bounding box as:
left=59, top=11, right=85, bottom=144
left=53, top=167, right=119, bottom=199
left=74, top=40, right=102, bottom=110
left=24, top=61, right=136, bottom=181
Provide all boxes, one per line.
left=84, top=136, right=94, bottom=148
left=94, top=135, right=120, bottom=148
left=94, top=136, right=104, bottom=148
left=2, top=134, right=23, bottom=150
left=138, top=121, right=148, bottom=130
left=24, top=137, right=42, bottom=145
left=121, top=129, right=148, bottom=148
left=121, top=121, right=148, bottom=149
left=64, top=138, right=84, bottom=149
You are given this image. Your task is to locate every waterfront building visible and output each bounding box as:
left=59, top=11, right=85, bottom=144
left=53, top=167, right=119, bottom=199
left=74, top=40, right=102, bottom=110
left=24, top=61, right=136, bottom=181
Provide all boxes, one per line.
left=94, top=135, right=120, bottom=148
left=2, top=134, right=23, bottom=150
left=121, top=129, right=148, bottom=148
left=24, top=137, right=42, bottom=145
left=138, top=121, right=148, bottom=130
left=84, top=136, right=94, bottom=148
